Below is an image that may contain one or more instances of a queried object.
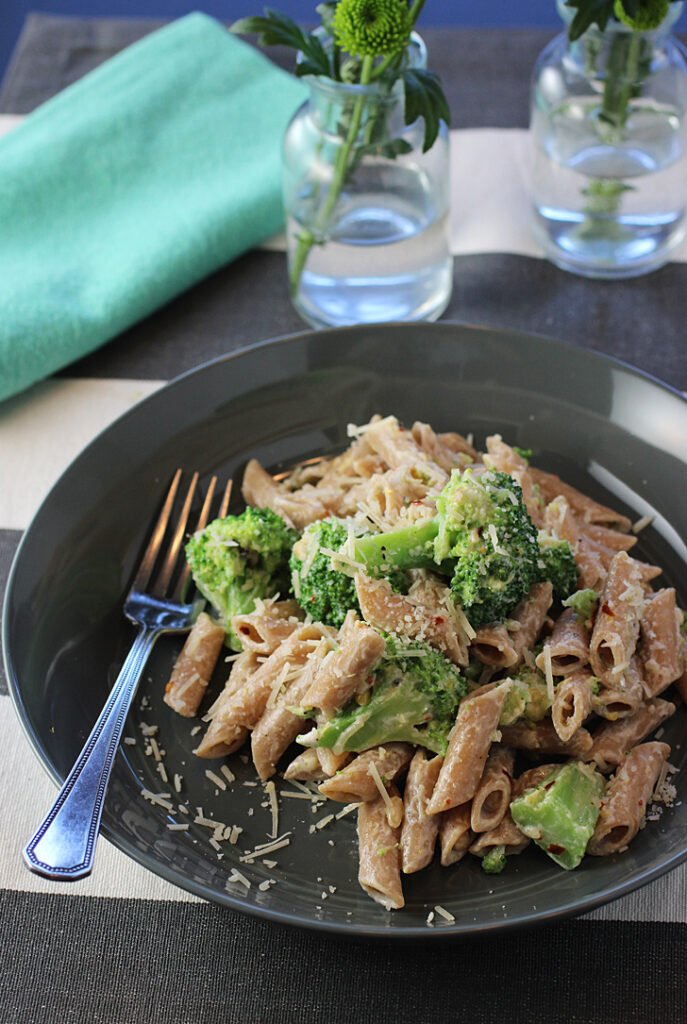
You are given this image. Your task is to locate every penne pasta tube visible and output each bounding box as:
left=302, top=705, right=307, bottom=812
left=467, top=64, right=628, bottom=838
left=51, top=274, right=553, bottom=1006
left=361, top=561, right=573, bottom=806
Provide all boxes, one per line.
left=204, top=649, right=262, bottom=719
left=439, top=803, right=473, bottom=866
left=536, top=607, right=590, bottom=678
left=282, top=748, right=327, bottom=783
left=400, top=750, right=443, bottom=874
left=513, top=763, right=560, bottom=797
left=357, top=788, right=404, bottom=910
left=470, top=623, right=518, bottom=668
left=551, top=671, right=596, bottom=742
left=163, top=612, right=225, bottom=717
left=508, top=582, right=553, bottom=665
left=231, top=599, right=304, bottom=654
left=581, top=524, right=638, bottom=553
left=499, top=719, right=593, bottom=759
left=470, top=745, right=515, bottom=834
left=574, top=536, right=608, bottom=593
left=318, top=743, right=414, bottom=803
left=589, top=551, right=644, bottom=687
left=195, top=624, right=328, bottom=758
left=241, top=458, right=329, bottom=530
left=303, top=613, right=386, bottom=718
left=411, top=421, right=477, bottom=472
left=543, top=495, right=580, bottom=548
left=468, top=813, right=530, bottom=860
left=640, top=588, right=683, bottom=697
left=251, top=638, right=331, bottom=780
left=589, top=698, right=676, bottom=773
left=354, top=574, right=469, bottom=666
left=316, top=748, right=352, bottom=777
left=363, top=416, right=447, bottom=488
left=528, top=468, right=632, bottom=532
left=587, top=742, right=671, bottom=856
left=426, top=681, right=512, bottom=816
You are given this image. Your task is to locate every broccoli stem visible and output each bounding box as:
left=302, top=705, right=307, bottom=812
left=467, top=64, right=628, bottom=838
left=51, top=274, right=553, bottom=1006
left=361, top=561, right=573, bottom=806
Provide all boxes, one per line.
left=510, top=762, right=605, bottom=870
left=481, top=845, right=507, bottom=874
left=352, top=518, right=440, bottom=573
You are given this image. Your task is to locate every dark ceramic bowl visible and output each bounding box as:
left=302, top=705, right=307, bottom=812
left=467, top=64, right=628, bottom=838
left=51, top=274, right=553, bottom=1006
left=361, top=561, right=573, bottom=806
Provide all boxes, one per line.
left=4, top=323, right=687, bottom=938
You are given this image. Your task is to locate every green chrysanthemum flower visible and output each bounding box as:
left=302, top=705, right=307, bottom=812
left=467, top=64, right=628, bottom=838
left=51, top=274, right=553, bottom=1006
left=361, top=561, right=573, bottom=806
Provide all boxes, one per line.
left=613, top=0, right=671, bottom=30
left=333, top=0, right=412, bottom=57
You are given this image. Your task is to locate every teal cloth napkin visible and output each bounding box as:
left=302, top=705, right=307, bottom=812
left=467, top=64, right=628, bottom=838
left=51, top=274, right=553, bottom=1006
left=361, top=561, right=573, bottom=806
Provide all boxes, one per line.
left=0, top=12, right=308, bottom=403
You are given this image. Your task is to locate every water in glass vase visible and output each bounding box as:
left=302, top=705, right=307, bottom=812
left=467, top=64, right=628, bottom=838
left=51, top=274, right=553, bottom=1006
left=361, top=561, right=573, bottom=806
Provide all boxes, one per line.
left=288, top=165, right=452, bottom=327
left=532, top=98, right=687, bottom=278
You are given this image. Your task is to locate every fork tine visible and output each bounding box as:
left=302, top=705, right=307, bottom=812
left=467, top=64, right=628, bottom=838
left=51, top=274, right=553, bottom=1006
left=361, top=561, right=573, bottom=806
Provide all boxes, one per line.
left=152, top=472, right=198, bottom=596
left=170, top=474, right=220, bottom=602
left=217, top=476, right=233, bottom=518
left=130, top=469, right=182, bottom=594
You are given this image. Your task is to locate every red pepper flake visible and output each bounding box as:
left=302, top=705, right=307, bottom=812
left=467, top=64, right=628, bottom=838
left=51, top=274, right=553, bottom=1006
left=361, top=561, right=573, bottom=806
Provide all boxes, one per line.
left=601, top=602, right=615, bottom=616
left=434, top=616, right=444, bottom=625
left=548, top=844, right=565, bottom=855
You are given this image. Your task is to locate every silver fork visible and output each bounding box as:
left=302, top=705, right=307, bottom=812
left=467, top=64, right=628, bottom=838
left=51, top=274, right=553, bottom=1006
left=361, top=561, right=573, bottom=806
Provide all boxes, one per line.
left=23, top=469, right=231, bottom=880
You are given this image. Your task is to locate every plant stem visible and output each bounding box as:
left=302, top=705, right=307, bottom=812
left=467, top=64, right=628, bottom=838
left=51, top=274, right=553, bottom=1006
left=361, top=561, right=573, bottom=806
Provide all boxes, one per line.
left=288, top=53, right=375, bottom=298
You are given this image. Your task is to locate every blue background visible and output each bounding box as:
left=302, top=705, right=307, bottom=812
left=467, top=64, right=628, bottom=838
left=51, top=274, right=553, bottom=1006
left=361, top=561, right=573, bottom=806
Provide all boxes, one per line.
left=2, top=2, right=686, bottom=85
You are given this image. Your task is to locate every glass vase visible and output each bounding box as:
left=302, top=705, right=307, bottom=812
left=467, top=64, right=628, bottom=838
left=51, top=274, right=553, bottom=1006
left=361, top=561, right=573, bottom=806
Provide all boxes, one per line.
left=282, top=37, right=452, bottom=327
left=530, top=1, right=687, bottom=278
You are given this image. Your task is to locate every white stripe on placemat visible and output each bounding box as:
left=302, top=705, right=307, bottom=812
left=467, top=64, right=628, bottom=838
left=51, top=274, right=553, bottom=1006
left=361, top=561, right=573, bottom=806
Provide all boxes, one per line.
left=0, top=377, right=165, bottom=531
left=3, top=114, right=687, bottom=263
left=0, top=695, right=200, bottom=902
left=1, top=693, right=685, bottom=918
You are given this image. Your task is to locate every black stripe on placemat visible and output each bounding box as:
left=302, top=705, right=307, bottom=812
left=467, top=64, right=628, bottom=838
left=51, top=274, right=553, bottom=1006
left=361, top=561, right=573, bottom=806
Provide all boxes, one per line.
left=53, top=250, right=687, bottom=393
left=0, top=15, right=547, bottom=128
left=0, top=529, right=20, bottom=696
left=1, top=889, right=685, bottom=1024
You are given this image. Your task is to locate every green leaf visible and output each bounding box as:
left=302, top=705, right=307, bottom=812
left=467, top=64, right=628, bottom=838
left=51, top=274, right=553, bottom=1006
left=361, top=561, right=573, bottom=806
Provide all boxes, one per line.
left=402, top=68, right=450, bottom=152
left=231, top=8, right=331, bottom=77
left=564, top=0, right=615, bottom=39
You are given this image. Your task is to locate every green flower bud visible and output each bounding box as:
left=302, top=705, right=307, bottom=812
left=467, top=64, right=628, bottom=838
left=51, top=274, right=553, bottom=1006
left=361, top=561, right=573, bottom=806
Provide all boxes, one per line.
left=333, top=0, right=413, bottom=58
left=613, top=0, right=671, bottom=30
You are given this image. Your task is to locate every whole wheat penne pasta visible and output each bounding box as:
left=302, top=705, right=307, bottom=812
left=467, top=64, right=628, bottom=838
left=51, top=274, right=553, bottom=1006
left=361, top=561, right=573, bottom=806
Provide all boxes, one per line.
left=581, top=524, right=638, bottom=553
left=363, top=416, right=447, bottom=488
left=231, top=599, right=304, bottom=654
left=204, top=649, right=262, bottom=720
left=513, top=763, right=560, bottom=797
left=589, top=551, right=644, bottom=686
left=640, top=588, right=683, bottom=697
left=470, top=623, right=518, bottom=668
left=536, top=607, right=590, bottom=678
left=484, top=434, right=543, bottom=526
left=574, top=535, right=608, bottom=592
left=470, top=745, right=515, bottom=833
left=439, top=803, right=473, bottom=866
left=528, top=468, right=632, bottom=531
left=354, top=574, right=468, bottom=665
left=304, top=612, right=385, bottom=717
left=400, top=750, right=443, bottom=873
left=316, top=748, right=352, bottom=776
left=551, top=671, right=596, bottom=741
left=251, top=637, right=331, bottom=780
left=241, top=458, right=329, bottom=530
left=589, top=698, right=676, bottom=772
left=426, top=681, right=512, bottom=815
left=282, top=748, right=327, bottom=783
left=318, top=743, right=414, bottom=802
left=358, top=468, right=434, bottom=527
left=588, top=742, right=671, bottom=856
left=499, top=719, right=593, bottom=758
left=594, top=665, right=645, bottom=720
left=411, top=421, right=476, bottom=472
left=357, top=788, right=404, bottom=910
left=468, top=813, right=530, bottom=859
left=195, top=624, right=328, bottom=758
left=163, top=612, right=225, bottom=717
left=677, top=623, right=687, bottom=702
left=508, top=582, right=553, bottom=664
left=543, top=495, right=581, bottom=548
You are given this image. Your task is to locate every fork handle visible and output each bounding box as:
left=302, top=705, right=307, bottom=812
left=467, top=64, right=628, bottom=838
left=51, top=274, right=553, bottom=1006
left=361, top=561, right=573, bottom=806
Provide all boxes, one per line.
left=23, top=626, right=159, bottom=880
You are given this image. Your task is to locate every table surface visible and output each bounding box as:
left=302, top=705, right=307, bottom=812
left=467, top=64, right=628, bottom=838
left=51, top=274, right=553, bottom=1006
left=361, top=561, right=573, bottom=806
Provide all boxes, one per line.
left=1, top=14, right=686, bottom=1024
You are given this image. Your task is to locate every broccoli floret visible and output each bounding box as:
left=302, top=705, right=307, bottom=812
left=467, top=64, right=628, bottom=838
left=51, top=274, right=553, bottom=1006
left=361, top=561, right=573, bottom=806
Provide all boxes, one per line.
left=289, top=518, right=360, bottom=629
left=186, top=507, right=297, bottom=650
left=481, top=845, right=507, bottom=873
left=351, top=469, right=540, bottom=628
left=536, top=533, right=578, bottom=601
left=563, top=588, right=599, bottom=628
left=499, top=664, right=552, bottom=725
left=290, top=518, right=408, bottom=629
left=301, top=635, right=467, bottom=756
